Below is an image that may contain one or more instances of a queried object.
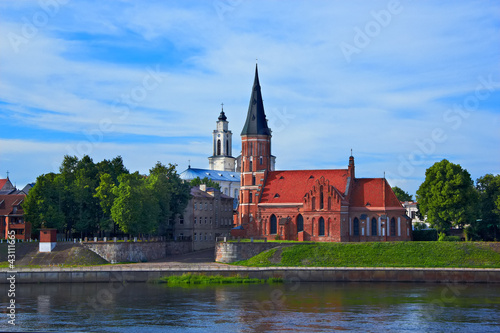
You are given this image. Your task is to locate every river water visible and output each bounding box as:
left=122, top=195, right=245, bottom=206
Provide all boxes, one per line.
left=1, top=281, right=499, bottom=332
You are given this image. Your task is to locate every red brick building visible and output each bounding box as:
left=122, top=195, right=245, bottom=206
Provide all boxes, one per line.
left=0, top=194, right=31, bottom=240
left=233, top=66, right=411, bottom=242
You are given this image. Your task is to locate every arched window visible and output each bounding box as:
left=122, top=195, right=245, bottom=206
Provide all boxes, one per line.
left=371, top=218, right=377, bottom=236
left=390, top=217, right=396, bottom=236
left=217, top=140, right=221, bottom=156
left=226, top=140, right=229, bottom=155
left=297, top=214, right=304, bottom=233
left=312, top=197, right=316, bottom=210
left=319, top=217, right=325, bottom=236
left=319, top=186, right=324, bottom=209
left=353, top=218, right=359, bottom=236
left=270, top=215, right=277, bottom=234
left=249, top=158, right=253, bottom=171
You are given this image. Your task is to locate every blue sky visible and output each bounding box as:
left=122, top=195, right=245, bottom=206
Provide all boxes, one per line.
left=0, top=0, right=499, bottom=197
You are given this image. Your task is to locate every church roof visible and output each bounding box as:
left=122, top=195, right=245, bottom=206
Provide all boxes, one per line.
left=260, top=169, right=349, bottom=204
left=241, top=65, right=271, bottom=136
left=349, top=178, right=404, bottom=209
left=179, top=167, right=240, bottom=183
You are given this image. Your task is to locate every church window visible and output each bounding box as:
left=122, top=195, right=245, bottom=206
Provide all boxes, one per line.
left=270, top=214, right=277, bottom=234
left=249, top=158, right=253, bottom=171
left=353, top=218, right=360, bottom=236
left=320, top=186, right=324, bottom=209
left=226, top=140, right=229, bottom=155
left=296, top=214, right=304, bottom=233
left=319, top=217, right=325, bottom=236
left=390, top=218, right=396, bottom=236
left=217, top=140, right=221, bottom=156
left=312, top=197, right=316, bottom=210
left=371, top=218, right=377, bottom=236
left=260, top=156, right=263, bottom=165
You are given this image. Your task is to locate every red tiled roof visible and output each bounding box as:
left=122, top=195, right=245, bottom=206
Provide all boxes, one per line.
left=0, top=194, right=26, bottom=215
left=260, top=169, right=349, bottom=204
left=349, top=178, right=403, bottom=208
left=0, top=179, right=7, bottom=190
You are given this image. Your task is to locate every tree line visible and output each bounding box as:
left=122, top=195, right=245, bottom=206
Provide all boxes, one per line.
left=22, top=155, right=191, bottom=238
left=393, top=159, right=500, bottom=241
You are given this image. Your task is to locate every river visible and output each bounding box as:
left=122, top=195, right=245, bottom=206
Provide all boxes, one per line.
left=1, top=281, right=499, bottom=332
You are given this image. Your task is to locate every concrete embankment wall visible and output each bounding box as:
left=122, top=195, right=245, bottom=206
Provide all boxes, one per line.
left=3, top=267, right=500, bottom=284
left=215, top=242, right=300, bottom=263
left=82, top=241, right=192, bottom=263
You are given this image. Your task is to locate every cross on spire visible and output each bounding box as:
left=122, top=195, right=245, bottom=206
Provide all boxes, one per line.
left=6, top=170, right=9, bottom=179
left=221, top=102, right=224, bottom=111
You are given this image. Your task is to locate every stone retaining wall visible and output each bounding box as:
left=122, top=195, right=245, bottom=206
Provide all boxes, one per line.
left=83, top=241, right=192, bottom=264
left=2, top=267, right=500, bottom=284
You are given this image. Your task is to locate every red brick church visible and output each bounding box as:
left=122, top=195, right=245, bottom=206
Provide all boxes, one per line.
left=232, top=66, right=411, bottom=242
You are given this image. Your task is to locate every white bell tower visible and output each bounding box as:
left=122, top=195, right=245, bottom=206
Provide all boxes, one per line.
left=208, top=105, right=236, bottom=171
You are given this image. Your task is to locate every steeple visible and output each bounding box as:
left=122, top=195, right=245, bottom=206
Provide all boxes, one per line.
left=241, top=64, right=271, bottom=136
left=208, top=104, right=236, bottom=171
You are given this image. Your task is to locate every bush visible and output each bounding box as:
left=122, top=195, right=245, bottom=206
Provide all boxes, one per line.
left=413, top=229, right=438, bottom=241
left=441, top=236, right=462, bottom=242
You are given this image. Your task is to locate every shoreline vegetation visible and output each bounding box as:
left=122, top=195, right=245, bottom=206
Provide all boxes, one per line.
left=232, top=241, right=500, bottom=268
left=153, top=273, right=283, bottom=285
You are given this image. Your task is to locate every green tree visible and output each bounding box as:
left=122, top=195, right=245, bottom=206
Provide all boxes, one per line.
left=190, top=177, right=221, bottom=191
left=22, top=173, right=65, bottom=233
left=94, top=173, right=117, bottom=233
left=416, top=159, right=477, bottom=233
left=111, top=172, right=159, bottom=236
left=469, top=174, right=500, bottom=240
left=391, top=186, right=413, bottom=202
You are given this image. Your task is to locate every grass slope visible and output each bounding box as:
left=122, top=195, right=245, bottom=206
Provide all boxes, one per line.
left=234, top=242, right=500, bottom=268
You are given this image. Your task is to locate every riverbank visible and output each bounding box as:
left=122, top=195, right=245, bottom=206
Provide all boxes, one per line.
left=2, top=265, right=500, bottom=284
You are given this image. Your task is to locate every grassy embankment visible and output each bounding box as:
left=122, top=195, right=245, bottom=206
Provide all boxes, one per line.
left=233, top=242, right=500, bottom=268
left=154, top=273, right=283, bottom=285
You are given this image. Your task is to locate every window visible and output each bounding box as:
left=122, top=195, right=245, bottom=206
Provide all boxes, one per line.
left=328, top=197, right=331, bottom=210
left=371, top=218, right=377, bottom=236
left=297, top=214, right=304, bottom=233
left=194, top=233, right=197, bottom=241
left=411, top=211, right=416, bottom=219
left=249, top=192, right=252, bottom=203
left=252, top=176, right=256, bottom=185
left=390, top=218, right=396, bottom=236
left=312, top=197, right=316, bottom=210
left=226, top=140, right=229, bottom=155
left=205, top=217, right=207, bottom=224
left=179, top=216, right=184, bottom=224
left=194, top=202, right=197, bottom=210
left=205, top=202, right=208, bottom=210
left=353, top=218, right=359, bottom=236
left=319, top=217, right=325, bottom=236
left=270, top=214, right=277, bottom=234
left=217, top=140, right=221, bottom=155
left=260, top=156, right=263, bottom=165
left=249, top=158, right=253, bottom=171
left=194, top=217, right=197, bottom=224
left=319, top=186, right=324, bottom=209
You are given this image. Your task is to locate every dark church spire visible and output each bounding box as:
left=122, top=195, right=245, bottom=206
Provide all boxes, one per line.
left=241, top=64, right=271, bottom=136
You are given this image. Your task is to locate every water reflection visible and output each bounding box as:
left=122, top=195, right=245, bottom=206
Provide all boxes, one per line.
left=0, top=282, right=499, bottom=332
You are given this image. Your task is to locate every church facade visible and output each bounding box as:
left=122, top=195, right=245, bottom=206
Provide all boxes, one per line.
left=233, top=66, right=412, bottom=242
